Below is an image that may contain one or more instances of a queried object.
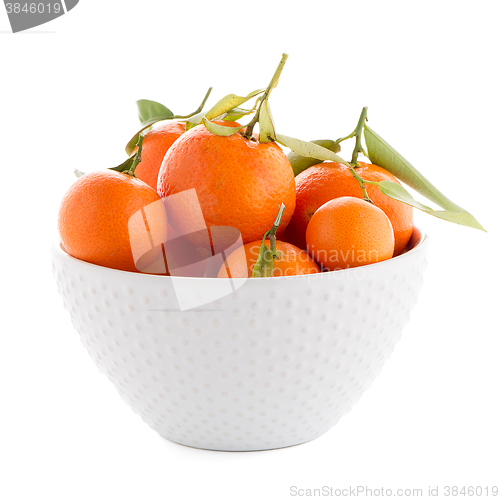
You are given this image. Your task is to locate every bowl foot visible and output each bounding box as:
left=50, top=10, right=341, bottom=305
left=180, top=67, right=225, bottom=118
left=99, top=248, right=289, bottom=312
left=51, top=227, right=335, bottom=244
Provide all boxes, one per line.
left=160, top=432, right=328, bottom=452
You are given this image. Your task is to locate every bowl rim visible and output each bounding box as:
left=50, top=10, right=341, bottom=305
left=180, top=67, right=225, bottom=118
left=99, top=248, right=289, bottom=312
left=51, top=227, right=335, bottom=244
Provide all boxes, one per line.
left=52, top=226, right=428, bottom=282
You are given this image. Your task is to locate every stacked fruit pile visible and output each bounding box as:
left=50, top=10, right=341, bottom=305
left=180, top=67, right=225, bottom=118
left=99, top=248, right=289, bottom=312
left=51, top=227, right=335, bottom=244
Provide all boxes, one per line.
left=58, top=55, right=483, bottom=278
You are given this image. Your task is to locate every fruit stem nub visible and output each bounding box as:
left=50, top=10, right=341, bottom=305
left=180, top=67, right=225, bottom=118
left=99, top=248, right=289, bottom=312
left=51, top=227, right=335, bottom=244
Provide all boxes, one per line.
left=123, top=135, right=145, bottom=177
left=252, top=203, right=286, bottom=278
left=268, top=202, right=285, bottom=257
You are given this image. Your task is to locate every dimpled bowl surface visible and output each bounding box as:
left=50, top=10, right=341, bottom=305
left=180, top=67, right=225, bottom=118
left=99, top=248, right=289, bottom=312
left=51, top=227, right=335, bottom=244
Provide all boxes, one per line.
left=52, top=231, right=428, bottom=451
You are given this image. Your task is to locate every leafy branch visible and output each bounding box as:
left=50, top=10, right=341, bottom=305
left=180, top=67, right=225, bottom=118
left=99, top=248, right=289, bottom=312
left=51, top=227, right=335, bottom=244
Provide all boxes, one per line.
left=277, top=119, right=484, bottom=231
left=111, top=134, right=145, bottom=177
left=189, top=54, right=484, bottom=232
left=125, top=87, right=213, bottom=155
left=242, top=53, right=288, bottom=141
left=363, top=125, right=485, bottom=230
left=202, top=53, right=288, bottom=142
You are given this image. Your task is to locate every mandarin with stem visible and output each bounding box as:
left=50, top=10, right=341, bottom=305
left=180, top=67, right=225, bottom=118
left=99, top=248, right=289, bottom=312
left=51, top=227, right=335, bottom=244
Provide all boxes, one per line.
left=218, top=239, right=319, bottom=278
left=284, top=161, right=413, bottom=255
left=134, top=121, right=185, bottom=190
left=157, top=121, right=296, bottom=245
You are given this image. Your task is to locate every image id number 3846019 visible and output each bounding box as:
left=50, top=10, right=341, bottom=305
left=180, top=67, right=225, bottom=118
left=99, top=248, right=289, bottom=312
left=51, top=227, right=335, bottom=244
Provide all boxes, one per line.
left=443, top=486, right=499, bottom=496
left=5, top=2, right=62, bottom=14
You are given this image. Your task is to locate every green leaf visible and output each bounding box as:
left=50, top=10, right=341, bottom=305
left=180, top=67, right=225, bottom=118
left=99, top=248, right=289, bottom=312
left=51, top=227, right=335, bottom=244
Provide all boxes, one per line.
left=276, top=134, right=349, bottom=174
left=364, top=125, right=485, bottom=231
left=287, top=139, right=342, bottom=176
left=74, top=169, right=85, bottom=178
left=202, top=117, right=244, bottom=137
left=252, top=234, right=274, bottom=278
left=109, top=154, right=136, bottom=173
left=111, top=135, right=145, bottom=174
left=223, top=107, right=254, bottom=122
left=204, top=89, right=264, bottom=122
left=123, top=100, right=175, bottom=155
left=185, top=110, right=206, bottom=125
left=137, top=99, right=174, bottom=127
left=125, top=88, right=212, bottom=155
left=378, top=181, right=433, bottom=211
left=365, top=125, right=461, bottom=211
left=378, top=181, right=485, bottom=231
left=259, top=99, right=276, bottom=143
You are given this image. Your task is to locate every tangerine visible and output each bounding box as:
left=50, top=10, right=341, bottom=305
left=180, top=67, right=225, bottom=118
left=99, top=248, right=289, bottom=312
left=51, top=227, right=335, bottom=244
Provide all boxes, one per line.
left=134, top=121, right=185, bottom=190
left=58, top=170, right=168, bottom=272
left=306, top=196, right=394, bottom=270
left=283, top=162, right=413, bottom=255
left=157, top=121, right=296, bottom=245
left=218, top=239, right=319, bottom=278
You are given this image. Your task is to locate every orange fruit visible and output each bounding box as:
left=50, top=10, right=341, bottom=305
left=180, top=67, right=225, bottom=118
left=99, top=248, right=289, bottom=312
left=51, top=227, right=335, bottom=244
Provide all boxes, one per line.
left=218, top=240, right=320, bottom=278
left=157, top=121, right=296, bottom=245
left=134, top=121, right=186, bottom=190
left=283, top=161, right=413, bottom=255
left=306, top=196, right=394, bottom=270
left=58, top=170, right=168, bottom=272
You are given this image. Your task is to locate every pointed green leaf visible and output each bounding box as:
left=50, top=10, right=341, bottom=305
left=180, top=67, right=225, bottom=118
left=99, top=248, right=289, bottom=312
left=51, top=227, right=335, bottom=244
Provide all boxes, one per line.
left=204, top=95, right=247, bottom=121
left=223, top=107, right=254, bottom=122
left=204, top=89, right=264, bottom=122
left=109, top=154, right=136, bottom=173
left=137, top=99, right=174, bottom=127
left=276, top=134, right=349, bottom=174
left=287, top=139, right=342, bottom=176
left=364, top=125, right=464, bottom=211
left=74, top=169, right=85, bottom=178
left=259, top=99, right=276, bottom=143
left=202, top=117, right=244, bottom=137
left=125, top=88, right=212, bottom=154
left=124, top=99, right=173, bottom=155
left=377, top=181, right=433, bottom=211
left=185, top=110, right=206, bottom=125
left=378, top=181, right=485, bottom=231
left=364, top=125, right=484, bottom=231
left=246, top=88, right=266, bottom=99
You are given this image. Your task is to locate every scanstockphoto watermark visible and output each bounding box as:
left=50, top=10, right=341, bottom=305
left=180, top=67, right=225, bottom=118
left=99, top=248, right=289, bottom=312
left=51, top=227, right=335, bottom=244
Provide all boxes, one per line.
left=3, top=0, right=79, bottom=33
left=290, top=485, right=499, bottom=497
left=290, top=486, right=423, bottom=498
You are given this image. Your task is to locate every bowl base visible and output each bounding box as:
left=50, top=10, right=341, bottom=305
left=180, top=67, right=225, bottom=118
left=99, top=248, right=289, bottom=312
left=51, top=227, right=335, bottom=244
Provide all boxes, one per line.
left=161, top=432, right=327, bottom=452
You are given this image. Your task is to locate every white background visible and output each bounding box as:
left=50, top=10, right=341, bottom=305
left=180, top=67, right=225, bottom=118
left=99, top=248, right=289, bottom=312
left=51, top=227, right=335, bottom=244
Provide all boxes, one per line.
left=1, top=1, right=499, bottom=499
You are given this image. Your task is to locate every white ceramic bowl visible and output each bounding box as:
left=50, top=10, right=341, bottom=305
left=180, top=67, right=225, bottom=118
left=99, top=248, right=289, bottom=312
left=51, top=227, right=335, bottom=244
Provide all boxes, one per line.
left=52, top=229, right=428, bottom=451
